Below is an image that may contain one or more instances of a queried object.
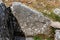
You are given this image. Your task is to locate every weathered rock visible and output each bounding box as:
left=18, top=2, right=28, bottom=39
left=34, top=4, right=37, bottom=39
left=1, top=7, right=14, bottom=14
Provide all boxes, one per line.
left=0, top=2, right=26, bottom=40
left=11, top=2, right=51, bottom=36
left=53, top=8, right=60, bottom=16
left=51, top=21, right=60, bottom=28
left=26, top=37, right=34, bottom=40
left=55, top=30, right=60, bottom=40
left=0, top=3, right=10, bottom=40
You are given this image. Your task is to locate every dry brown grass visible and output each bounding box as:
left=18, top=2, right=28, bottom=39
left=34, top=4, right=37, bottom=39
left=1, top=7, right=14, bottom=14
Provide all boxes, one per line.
left=3, top=0, right=60, bottom=12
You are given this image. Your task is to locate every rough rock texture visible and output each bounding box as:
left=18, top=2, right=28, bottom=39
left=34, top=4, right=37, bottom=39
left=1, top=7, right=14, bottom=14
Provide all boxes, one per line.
left=0, top=3, right=10, bottom=40
left=51, top=21, right=60, bottom=28
left=55, top=30, right=60, bottom=40
left=53, top=8, right=60, bottom=16
left=11, top=2, right=51, bottom=36
left=0, top=3, right=26, bottom=40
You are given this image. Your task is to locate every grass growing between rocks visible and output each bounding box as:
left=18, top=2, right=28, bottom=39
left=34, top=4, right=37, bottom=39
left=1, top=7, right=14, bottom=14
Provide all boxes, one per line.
left=33, top=11, right=60, bottom=40
left=33, top=27, right=55, bottom=40
left=34, top=34, right=52, bottom=40
left=42, top=11, right=60, bottom=22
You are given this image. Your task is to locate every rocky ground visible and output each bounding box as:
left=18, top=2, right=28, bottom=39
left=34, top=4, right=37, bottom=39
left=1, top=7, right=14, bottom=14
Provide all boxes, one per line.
left=2, top=0, right=60, bottom=40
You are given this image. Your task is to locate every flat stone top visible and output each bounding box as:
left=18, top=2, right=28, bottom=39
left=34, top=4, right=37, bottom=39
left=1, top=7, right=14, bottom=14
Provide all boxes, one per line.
left=11, top=2, right=51, bottom=36
left=51, top=21, right=60, bottom=28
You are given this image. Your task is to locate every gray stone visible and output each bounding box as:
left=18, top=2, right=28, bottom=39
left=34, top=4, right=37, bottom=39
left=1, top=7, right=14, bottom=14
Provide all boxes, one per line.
left=53, top=8, right=60, bottom=16
left=0, top=0, right=3, bottom=4
left=11, top=2, right=51, bottom=36
left=55, top=30, right=60, bottom=40
left=26, top=37, right=33, bottom=40
left=51, top=21, right=60, bottom=28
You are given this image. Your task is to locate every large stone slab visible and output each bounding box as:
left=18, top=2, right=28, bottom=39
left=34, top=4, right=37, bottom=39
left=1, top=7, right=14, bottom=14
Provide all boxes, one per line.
left=11, top=2, right=51, bottom=36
